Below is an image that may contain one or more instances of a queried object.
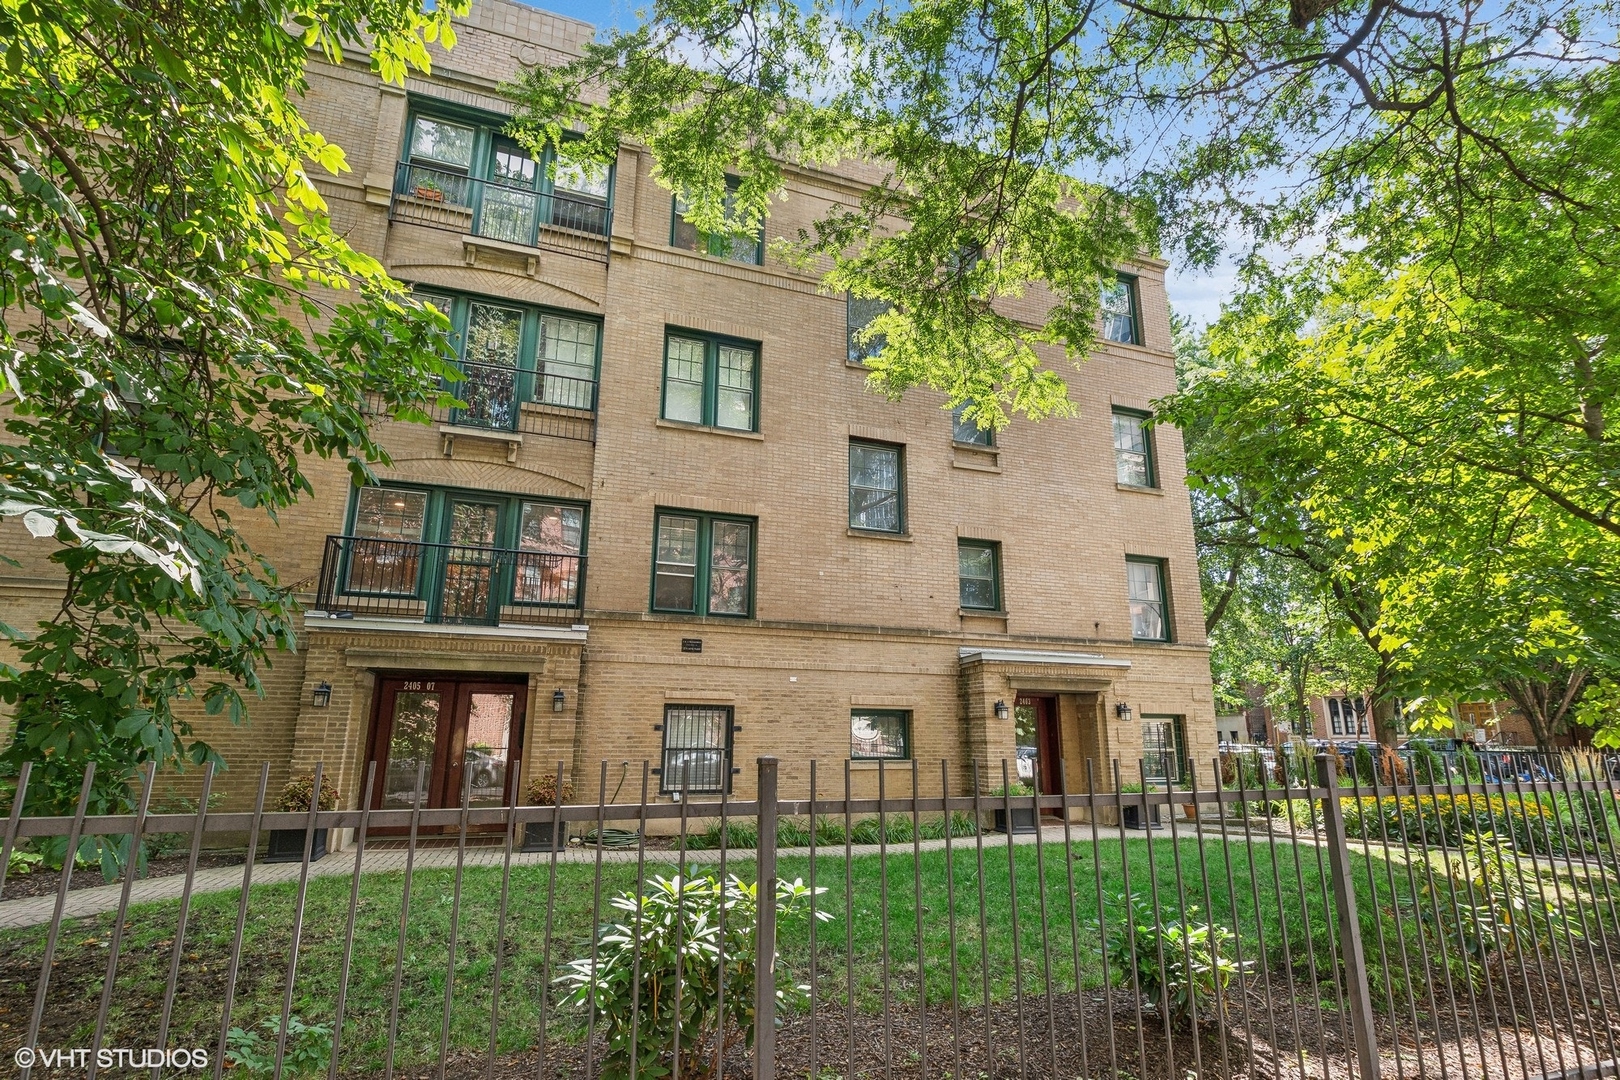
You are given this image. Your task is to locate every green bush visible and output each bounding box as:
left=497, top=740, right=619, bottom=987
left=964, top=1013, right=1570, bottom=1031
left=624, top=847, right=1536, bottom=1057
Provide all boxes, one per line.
left=225, top=1017, right=334, bottom=1077
left=556, top=873, right=827, bottom=1080
left=1341, top=793, right=1573, bottom=855
left=1097, top=894, right=1248, bottom=1026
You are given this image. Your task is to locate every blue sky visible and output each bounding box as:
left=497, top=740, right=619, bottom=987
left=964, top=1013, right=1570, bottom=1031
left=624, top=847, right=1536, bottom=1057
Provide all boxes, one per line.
left=520, top=0, right=1234, bottom=326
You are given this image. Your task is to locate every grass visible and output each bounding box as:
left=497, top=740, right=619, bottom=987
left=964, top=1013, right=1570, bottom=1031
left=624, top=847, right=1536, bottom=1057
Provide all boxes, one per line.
left=0, top=827, right=1609, bottom=1073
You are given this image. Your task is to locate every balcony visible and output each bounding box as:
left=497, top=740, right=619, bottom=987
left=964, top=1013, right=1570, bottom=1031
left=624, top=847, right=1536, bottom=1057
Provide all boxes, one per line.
left=368, top=357, right=597, bottom=444
left=390, top=162, right=611, bottom=263
left=314, top=535, right=586, bottom=628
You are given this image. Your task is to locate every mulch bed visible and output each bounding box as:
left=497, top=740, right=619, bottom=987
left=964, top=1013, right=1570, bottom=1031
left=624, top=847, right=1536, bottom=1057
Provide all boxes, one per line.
left=359, top=980, right=1615, bottom=1080
left=1, top=853, right=245, bottom=902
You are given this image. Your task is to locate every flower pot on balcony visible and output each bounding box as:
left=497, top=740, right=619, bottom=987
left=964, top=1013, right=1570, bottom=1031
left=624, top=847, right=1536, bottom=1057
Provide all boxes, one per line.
left=993, top=807, right=1038, bottom=834
left=415, top=185, right=444, bottom=201
left=522, top=821, right=569, bottom=852
left=266, top=828, right=329, bottom=863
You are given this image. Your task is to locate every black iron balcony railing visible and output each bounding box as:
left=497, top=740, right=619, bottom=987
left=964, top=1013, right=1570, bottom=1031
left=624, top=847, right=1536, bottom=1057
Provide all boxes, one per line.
left=391, top=162, right=611, bottom=262
left=367, top=358, right=597, bottom=444
left=314, top=535, right=586, bottom=627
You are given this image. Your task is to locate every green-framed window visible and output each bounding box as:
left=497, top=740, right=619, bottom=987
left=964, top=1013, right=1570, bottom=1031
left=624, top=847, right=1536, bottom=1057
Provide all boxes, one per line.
left=401, top=105, right=613, bottom=239
left=1126, top=556, right=1170, bottom=642
left=661, top=329, right=759, bottom=432
left=670, top=179, right=764, bottom=265
left=849, top=440, right=905, bottom=533
left=952, top=404, right=994, bottom=447
left=652, top=510, right=755, bottom=617
left=1101, top=273, right=1141, bottom=345
left=342, top=484, right=587, bottom=616
left=1112, top=409, right=1155, bottom=487
left=413, top=289, right=600, bottom=429
left=957, top=540, right=1002, bottom=611
left=1141, top=715, right=1188, bottom=784
left=847, top=295, right=889, bottom=364
left=851, top=710, right=911, bottom=760
left=661, top=705, right=735, bottom=793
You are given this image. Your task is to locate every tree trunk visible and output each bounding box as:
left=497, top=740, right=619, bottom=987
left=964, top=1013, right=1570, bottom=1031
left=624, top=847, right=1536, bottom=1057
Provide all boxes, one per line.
left=1499, top=666, right=1591, bottom=755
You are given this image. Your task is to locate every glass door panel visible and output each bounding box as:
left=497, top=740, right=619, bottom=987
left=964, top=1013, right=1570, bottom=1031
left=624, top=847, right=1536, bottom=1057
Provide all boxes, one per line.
left=378, top=681, right=445, bottom=809
left=441, top=500, right=501, bottom=624
left=459, top=691, right=515, bottom=808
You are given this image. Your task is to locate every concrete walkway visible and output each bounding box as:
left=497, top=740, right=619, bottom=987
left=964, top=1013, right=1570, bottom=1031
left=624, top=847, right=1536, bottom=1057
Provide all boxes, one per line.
left=0, top=820, right=1203, bottom=931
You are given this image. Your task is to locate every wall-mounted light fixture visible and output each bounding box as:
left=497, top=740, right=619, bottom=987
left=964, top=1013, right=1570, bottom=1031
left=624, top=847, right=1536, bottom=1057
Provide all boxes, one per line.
left=1115, top=701, right=1133, bottom=722
left=994, top=699, right=1010, bottom=721
left=311, top=682, right=332, bottom=708
left=552, top=688, right=567, bottom=713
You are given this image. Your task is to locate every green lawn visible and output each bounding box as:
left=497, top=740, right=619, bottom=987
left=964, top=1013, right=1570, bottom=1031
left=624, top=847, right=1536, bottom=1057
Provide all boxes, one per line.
left=0, top=830, right=1602, bottom=1072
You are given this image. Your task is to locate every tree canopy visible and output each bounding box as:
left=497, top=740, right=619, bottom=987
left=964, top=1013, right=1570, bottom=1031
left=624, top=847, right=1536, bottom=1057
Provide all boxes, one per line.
left=0, top=0, right=463, bottom=824
left=509, top=0, right=1615, bottom=432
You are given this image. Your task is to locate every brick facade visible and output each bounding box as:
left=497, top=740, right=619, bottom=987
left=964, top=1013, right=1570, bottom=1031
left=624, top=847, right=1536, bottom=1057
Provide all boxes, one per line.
left=0, top=0, right=1216, bottom=819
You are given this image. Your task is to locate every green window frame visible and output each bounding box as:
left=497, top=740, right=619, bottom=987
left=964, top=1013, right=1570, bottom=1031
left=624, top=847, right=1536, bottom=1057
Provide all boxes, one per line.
left=849, top=440, right=906, bottom=533
left=413, top=289, right=602, bottom=427
left=1126, top=556, right=1171, bottom=642
left=1101, top=273, right=1141, bottom=346
left=1141, top=715, right=1188, bottom=784
left=651, top=509, right=756, bottom=618
left=670, top=178, right=764, bottom=265
left=851, top=709, right=911, bottom=761
left=340, top=483, right=588, bottom=613
left=660, top=329, right=760, bottom=432
left=952, top=404, right=994, bottom=447
left=957, top=540, right=1002, bottom=611
left=1112, top=409, right=1155, bottom=487
left=401, top=104, right=614, bottom=239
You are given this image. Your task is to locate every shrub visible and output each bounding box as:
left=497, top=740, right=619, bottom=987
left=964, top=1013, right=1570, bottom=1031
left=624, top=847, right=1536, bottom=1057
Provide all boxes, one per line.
left=277, top=774, right=339, bottom=814
left=226, top=1016, right=334, bottom=1077
left=1098, top=894, right=1248, bottom=1025
left=1353, top=745, right=1378, bottom=786
left=1342, top=794, right=1565, bottom=855
left=526, top=771, right=573, bottom=806
left=557, top=873, right=828, bottom=1080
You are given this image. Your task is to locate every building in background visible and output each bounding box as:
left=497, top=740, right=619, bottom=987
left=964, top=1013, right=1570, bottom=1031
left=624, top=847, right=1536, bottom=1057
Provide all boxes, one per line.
left=0, top=0, right=1216, bottom=816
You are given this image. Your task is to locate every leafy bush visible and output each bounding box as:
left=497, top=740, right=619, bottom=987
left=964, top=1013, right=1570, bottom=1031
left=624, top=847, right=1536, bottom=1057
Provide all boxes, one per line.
left=7, top=847, right=42, bottom=876
left=226, top=1016, right=334, bottom=1076
left=557, top=873, right=828, bottom=1080
left=1342, top=794, right=1568, bottom=855
left=1411, top=834, right=1576, bottom=974
left=1098, top=894, right=1248, bottom=1025
left=526, top=770, right=573, bottom=805
left=277, top=774, right=339, bottom=813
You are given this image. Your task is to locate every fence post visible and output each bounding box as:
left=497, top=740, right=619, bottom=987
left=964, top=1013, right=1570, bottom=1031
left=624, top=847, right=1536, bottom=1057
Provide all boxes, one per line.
left=754, top=756, right=779, bottom=1080
left=1317, top=753, right=1381, bottom=1079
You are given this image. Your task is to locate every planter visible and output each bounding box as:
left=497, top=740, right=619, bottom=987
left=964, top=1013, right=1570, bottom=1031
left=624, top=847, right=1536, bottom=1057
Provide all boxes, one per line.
left=1121, top=803, right=1162, bottom=830
left=1182, top=801, right=1199, bottom=822
left=522, top=820, right=569, bottom=852
left=266, top=828, right=329, bottom=863
left=414, top=186, right=445, bottom=201
left=993, top=807, right=1038, bottom=834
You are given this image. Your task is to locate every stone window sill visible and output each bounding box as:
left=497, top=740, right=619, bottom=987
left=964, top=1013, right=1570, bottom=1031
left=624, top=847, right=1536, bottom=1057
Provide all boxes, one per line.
left=960, top=608, right=1009, bottom=620
left=1116, top=483, right=1163, bottom=495
left=655, top=417, right=765, bottom=441
left=846, top=528, right=913, bottom=542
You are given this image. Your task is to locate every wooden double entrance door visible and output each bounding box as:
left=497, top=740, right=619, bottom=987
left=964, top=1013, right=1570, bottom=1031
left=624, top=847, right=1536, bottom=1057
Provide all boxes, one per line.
left=368, top=675, right=528, bottom=815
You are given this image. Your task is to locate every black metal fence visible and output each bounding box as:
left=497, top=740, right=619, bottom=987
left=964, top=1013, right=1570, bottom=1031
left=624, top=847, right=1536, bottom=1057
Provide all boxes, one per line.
left=391, top=162, right=612, bottom=262
left=2, top=753, right=1618, bottom=1079
left=312, top=534, right=586, bottom=626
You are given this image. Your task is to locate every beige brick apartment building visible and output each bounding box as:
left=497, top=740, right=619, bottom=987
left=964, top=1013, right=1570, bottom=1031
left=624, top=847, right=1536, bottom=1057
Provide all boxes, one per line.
left=0, top=0, right=1216, bottom=815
